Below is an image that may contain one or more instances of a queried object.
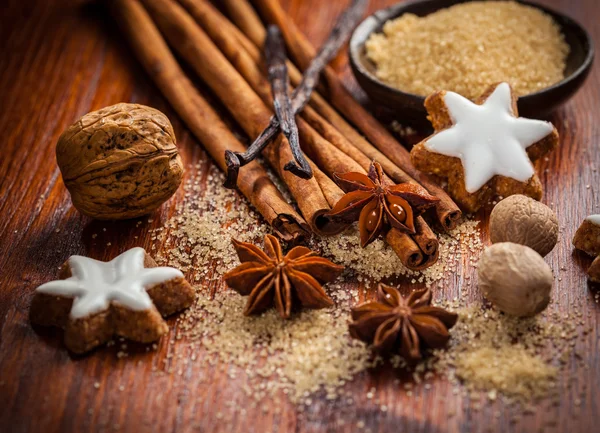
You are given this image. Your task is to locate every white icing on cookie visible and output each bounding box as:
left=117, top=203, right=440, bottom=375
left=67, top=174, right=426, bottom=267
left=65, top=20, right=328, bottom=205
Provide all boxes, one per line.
left=35, top=247, right=183, bottom=319
left=586, top=215, right=600, bottom=226
left=424, top=82, right=554, bottom=193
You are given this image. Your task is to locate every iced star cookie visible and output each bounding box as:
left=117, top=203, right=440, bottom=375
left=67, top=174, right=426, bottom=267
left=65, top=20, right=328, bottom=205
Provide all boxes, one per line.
left=30, top=247, right=195, bottom=354
left=573, top=215, right=600, bottom=256
left=410, top=82, right=559, bottom=213
left=573, top=215, right=600, bottom=282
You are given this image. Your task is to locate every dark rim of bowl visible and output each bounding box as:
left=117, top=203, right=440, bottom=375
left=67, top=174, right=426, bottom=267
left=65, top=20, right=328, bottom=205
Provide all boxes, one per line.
left=349, top=0, right=595, bottom=102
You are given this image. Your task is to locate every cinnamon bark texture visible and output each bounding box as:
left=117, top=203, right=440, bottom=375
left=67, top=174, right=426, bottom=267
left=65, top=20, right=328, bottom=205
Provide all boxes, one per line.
left=139, top=0, right=344, bottom=235
left=386, top=229, right=439, bottom=271
left=249, top=0, right=462, bottom=231
left=221, top=0, right=267, bottom=48
left=109, top=0, right=308, bottom=242
left=181, top=1, right=411, bottom=183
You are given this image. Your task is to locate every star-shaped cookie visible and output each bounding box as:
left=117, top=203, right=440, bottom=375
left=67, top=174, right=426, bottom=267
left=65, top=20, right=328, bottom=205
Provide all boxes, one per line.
left=30, top=247, right=195, bottom=354
left=410, top=82, right=559, bottom=213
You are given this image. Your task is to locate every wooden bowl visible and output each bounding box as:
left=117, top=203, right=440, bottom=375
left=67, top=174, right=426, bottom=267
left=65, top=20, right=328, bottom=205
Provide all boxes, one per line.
left=349, top=0, right=594, bottom=125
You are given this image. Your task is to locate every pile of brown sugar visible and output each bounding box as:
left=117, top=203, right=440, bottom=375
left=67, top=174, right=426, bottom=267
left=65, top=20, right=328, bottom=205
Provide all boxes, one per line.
left=365, top=1, right=569, bottom=99
left=150, top=167, right=587, bottom=413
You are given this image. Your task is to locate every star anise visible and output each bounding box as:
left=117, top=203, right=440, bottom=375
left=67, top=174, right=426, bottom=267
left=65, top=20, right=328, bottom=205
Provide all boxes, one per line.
left=329, top=161, right=439, bottom=247
left=224, top=234, right=344, bottom=318
left=349, top=284, right=458, bottom=361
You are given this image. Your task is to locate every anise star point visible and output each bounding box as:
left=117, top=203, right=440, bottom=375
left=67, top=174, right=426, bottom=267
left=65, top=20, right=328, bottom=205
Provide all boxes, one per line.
left=349, top=284, right=458, bottom=361
left=224, top=234, right=343, bottom=319
left=328, top=161, right=439, bottom=247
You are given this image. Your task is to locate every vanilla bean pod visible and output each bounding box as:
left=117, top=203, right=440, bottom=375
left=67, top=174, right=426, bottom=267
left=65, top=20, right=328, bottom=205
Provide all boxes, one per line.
left=264, top=25, right=311, bottom=179
left=224, top=0, right=368, bottom=187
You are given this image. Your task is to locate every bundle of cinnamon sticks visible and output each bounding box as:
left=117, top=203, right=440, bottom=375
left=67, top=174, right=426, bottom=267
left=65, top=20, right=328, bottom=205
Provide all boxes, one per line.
left=109, top=0, right=462, bottom=271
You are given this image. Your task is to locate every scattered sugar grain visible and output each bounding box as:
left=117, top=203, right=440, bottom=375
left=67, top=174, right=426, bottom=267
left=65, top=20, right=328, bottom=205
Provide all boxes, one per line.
left=151, top=167, right=270, bottom=280
left=312, top=220, right=482, bottom=286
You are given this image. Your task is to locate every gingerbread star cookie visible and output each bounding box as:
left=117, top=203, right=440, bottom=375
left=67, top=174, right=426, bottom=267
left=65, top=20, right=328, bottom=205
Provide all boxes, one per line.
left=411, top=82, right=559, bottom=213
left=573, top=215, right=600, bottom=282
left=30, top=247, right=195, bottom=354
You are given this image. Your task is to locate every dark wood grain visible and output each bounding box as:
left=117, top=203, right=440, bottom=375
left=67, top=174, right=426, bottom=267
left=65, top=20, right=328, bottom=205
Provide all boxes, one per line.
left=0, top=0, right=599, bottom=432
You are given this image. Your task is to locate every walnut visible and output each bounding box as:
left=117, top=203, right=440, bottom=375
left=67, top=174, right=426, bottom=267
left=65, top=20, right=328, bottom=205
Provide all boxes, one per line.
left=478, top=242, right=553, bottom=317
left=56, top=103, right=184, bottom=220
left=489, top=195, right=558, bottom=257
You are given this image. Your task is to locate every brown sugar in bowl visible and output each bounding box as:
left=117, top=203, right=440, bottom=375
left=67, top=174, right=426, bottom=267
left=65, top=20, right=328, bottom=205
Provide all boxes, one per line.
left=349, top=0, right=594, bottom=127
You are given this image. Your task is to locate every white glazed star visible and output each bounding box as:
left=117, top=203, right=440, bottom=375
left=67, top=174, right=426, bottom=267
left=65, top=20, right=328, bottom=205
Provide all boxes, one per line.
left=587, top=215, right=600, bottom=226
left=424, top=83, right=554, bottom=193
left=35, top=247, right=183, bottom=319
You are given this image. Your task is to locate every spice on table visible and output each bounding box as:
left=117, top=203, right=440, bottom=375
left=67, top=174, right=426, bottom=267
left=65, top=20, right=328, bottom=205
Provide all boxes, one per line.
left=489, top=195, right=558, bottom=257
left=365, top=1, right=569, bottom=99
left=349, top=284, right=458, bottom=361
left=224, top=234, right=344, bottom=318
left=329, top=161, right=438, bottom=247
left=162, top=0, right=443, bottom=270
left=56, top=103, right=184, bottom=220
left=478, top=243, right=552, bottom=317
left=588, top=256, right=600, bottom=283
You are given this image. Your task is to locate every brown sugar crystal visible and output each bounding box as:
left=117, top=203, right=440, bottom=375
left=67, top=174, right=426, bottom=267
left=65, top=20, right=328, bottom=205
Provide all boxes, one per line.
left=365, top=1, right=569, bottom=99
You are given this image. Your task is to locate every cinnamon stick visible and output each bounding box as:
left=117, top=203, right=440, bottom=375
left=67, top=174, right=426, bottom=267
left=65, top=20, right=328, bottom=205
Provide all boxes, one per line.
left=386, top=229, right=439, bottom=272
left=249, top=0, right=462, bottom=232
left=311, top=164, right=345, bottom=208
left=413, top=217, right=438, bottom=256
left=221, top=0, right=266, bottom=48
left=109, top=0, right=308, bottom=243
left=139, top=0, right=344, bottom=235
left=385, top=229, right=423, bottom=271
left=264, top=25, right=311, bottom=179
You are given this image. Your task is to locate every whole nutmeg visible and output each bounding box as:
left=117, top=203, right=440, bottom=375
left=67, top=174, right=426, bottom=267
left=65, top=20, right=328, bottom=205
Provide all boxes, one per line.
left=56, top=103, right=184, bottom=220
left=489, top=195, right=558, bottom=256
left=478, top=242, right=552, bottom=317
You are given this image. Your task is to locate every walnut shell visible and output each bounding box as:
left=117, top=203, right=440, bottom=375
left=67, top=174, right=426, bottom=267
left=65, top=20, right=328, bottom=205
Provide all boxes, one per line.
left=489, top=195, right=558, bottom=257
left=56, top=103, right=183, bottom=220
left=478, top=243, right=552, bottom=317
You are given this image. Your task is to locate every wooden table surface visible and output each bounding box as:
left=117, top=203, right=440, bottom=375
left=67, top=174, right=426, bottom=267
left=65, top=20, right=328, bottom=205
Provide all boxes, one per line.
left=0, top=0, right=598, bottom=432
